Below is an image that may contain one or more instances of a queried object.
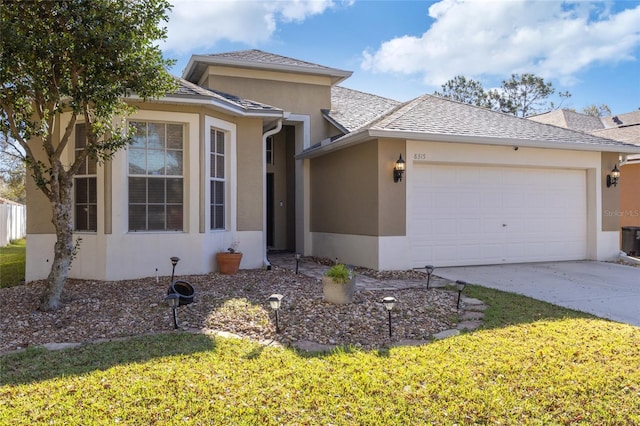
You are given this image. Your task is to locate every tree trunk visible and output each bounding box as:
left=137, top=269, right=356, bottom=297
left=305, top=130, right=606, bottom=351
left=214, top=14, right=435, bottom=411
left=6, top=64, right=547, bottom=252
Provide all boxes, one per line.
left=39, top=179, right=74, bottom=311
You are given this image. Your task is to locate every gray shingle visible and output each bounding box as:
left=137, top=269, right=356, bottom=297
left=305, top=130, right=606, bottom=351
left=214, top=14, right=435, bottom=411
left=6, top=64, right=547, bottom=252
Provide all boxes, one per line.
left=529, top=110, right=604, bottom=132
left=325, top=86, right=401, bottom=132
left=356, top=94, right=634, bottom=149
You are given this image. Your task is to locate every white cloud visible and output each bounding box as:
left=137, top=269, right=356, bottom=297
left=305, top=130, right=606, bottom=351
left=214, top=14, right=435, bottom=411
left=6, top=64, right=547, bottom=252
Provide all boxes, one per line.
left=163, top=0, right=338, bottom=53
left=361, top=0, right=640, bottom=86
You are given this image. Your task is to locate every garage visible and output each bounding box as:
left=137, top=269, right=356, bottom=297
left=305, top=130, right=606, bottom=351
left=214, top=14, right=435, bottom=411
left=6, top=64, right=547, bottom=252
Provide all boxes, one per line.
left=409, top=163, right=588, bottom=267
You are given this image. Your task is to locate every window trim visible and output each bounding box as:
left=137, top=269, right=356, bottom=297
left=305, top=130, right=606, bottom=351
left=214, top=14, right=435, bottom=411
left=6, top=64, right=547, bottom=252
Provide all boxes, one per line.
left=126, top=120, right=185, bottom=233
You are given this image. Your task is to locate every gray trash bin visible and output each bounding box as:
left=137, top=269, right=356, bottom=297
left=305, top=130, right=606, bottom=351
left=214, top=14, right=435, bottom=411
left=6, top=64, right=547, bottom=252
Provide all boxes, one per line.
left=621, top=226, right=640, bottom=256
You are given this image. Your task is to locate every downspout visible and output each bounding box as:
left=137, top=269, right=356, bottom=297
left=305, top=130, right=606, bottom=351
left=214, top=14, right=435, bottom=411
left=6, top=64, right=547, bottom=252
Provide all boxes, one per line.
left=262, top=119, right=283, bottom=269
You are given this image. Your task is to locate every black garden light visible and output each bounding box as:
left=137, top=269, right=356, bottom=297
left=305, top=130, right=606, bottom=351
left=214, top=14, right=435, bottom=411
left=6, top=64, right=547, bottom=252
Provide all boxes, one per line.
left=295, top=253, right=302, bottom=274
left=456, top=280, right=468, bottom=310
left=268, top=294, right=284, bottom=333
left=382, top=296, right=397, bottom=338
left=165, top=293, right=180, bottom=329
left=425, top=265, right=435, bottom=289
left=170, top=256, right=180, bottom=283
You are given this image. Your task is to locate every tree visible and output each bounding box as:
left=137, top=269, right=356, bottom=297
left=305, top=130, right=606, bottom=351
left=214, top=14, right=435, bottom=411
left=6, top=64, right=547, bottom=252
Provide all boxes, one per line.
left=434, top=75, right=490, bottom=107
left=582, top=104, right=612, bottom=117
left=488, top=73, right=570, bottom=118
left=435, top=73, right=571, bottom=117
left=0, top=132, right=25, bottom=203
left=0, top=0, right=177, bottom=310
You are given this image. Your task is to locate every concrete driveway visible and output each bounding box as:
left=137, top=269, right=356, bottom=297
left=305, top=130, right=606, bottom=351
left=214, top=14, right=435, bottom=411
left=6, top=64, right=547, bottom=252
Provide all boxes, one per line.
left=434, top=261, right=640, bottom=326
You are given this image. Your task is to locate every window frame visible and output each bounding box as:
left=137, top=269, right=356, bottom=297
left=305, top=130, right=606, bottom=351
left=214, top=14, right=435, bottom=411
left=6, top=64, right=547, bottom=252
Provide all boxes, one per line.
left=210, top=127, right=226, bottom=231
left=127, top=120, right=185, bottom=232
left=73, top=122, right=98, bottom=233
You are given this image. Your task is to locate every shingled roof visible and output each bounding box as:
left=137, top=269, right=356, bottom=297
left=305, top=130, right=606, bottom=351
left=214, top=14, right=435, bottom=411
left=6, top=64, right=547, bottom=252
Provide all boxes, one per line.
left=159, top=78, right=282, bottom=117
left=302, top=94, right=640, bottom=157
left=528, top=109, right=605, bottom=132
left=182, top=49, right=352, bottom=85
left=324, top=86, right=401, bottom=133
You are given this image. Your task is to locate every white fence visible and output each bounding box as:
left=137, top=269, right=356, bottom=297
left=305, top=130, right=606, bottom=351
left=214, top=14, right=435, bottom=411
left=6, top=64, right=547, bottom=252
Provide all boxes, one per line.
left=0, top=203, right=26, bottom=247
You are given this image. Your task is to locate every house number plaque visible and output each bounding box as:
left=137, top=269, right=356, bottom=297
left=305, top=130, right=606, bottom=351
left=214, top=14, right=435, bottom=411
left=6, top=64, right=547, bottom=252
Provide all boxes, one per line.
left=413, top=153, right=427, bottom=160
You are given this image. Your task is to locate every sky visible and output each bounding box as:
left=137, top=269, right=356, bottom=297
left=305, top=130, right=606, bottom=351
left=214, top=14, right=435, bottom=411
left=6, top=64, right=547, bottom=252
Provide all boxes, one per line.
left=160, top=0, right=640, bottom=115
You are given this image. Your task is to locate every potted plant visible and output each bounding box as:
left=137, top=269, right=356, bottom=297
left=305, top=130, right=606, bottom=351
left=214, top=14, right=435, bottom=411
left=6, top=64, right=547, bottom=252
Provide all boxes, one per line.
left=216, top=241, right=242, bottom=275
left=322, top=263, right=356, bottom=304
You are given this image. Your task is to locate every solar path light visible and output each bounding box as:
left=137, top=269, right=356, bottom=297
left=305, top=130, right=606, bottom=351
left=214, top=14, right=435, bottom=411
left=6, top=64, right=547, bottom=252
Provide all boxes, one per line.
left=268, top=294, right=284, bottom=333
left=295, top=253, right=302, bottom=274
left=165, top=293, right=180, bottom=329
left=456, top=280, right=468, bottom=310
left=170, top=256, right=180, bottom=283
left=382, top=296, right=397, bottom=338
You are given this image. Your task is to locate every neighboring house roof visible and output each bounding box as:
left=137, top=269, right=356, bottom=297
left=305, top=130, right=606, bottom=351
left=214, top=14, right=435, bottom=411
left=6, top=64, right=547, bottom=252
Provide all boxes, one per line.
left=528, top=109, right=605, bottom=132
left=300, top=95, right=640, bottom=158
left=591, top=124, right=640, bottom=146
left=132, top=77, right=283, bottom=118
left=182, top=49, right=353, bottom=85
left=324, top=86, right=401, bottom=133
left=601, top=111, right=640, bottom=129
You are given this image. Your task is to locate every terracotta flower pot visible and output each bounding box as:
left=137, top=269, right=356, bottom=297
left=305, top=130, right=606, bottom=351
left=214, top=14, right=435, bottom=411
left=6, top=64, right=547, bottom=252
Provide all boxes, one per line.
left=216, top=252, right=243, bottom=275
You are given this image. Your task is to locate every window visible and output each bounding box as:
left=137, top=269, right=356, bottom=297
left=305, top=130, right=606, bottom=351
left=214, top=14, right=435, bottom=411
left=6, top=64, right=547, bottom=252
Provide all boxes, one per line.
left=210, top=128, right=225, bottom=230
left=128, top=121, right=184, bottom=231
left=266, top=136, right=274, bottom=165
left=74, top=123, right=97, bottom=232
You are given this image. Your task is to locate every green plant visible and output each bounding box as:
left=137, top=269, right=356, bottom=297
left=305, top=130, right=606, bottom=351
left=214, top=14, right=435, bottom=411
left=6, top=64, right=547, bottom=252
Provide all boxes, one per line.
left=324, top=263, right=353, bottom=284
left=0, top=239, right=26, bottom=288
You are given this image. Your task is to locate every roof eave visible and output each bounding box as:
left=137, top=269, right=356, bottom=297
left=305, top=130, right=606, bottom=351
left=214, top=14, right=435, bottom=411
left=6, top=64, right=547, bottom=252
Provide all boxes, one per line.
left=296, top=129, right=640, bottom=159
left=182, top=54, right=353, bottom=85
left=127, top=94, right=283, bottom=119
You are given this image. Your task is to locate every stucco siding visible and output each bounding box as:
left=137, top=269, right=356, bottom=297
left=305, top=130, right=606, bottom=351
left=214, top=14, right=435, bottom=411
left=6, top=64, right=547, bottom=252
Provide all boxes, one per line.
left=601, top=152, right=621, bottom=232
left=236, top=118, right=264, bottom=231
left=310, top=141, right=379, bottom=235
left=620, top=163, right=640, bottom=228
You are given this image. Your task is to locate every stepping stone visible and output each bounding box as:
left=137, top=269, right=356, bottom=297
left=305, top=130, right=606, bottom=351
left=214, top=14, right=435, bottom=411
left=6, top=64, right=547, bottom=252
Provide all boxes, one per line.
left=457, top=320, right=483, bottom=331
left=393, top=339, right=429, bottom=347
left=432, top=329, right=460, bottom=340
left=461, top=296, right=485, bottom=305
left=460, top=311, right=484, bottom=321
left=41, top=342, right=82, bottom=351
left=294, top=340, right=336, bottom=353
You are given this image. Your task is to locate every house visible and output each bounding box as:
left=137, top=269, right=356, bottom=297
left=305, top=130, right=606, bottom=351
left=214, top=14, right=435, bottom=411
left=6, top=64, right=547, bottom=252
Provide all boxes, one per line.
left=530, top=110, right=640, bottom=252
left=25, top=50, right=640, bottom=281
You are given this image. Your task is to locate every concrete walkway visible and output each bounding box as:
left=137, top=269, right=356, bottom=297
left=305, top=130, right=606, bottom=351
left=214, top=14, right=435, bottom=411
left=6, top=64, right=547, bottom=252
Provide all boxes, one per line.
left=434, top=261, right=640, bottom=326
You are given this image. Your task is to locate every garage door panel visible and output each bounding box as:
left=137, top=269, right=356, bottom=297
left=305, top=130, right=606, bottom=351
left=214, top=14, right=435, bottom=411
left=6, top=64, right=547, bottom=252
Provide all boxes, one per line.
left=410, top=164, right=587, bottom=267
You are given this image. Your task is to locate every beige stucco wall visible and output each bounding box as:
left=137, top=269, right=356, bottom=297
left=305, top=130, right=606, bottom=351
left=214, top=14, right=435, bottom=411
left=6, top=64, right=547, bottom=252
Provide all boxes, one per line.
left=620, top=162, right=640, bottom=228
left=310, top=138, right=407, bottom=237
left=236, top=117, right=264, bottom=231
left=601, top=152, right=621, bottom=232
left=203, top=71, right=331, bottom=144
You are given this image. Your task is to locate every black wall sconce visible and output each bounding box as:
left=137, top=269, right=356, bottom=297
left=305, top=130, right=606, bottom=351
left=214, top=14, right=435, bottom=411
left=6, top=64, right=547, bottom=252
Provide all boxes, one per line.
left=606, top=164, right=620, bottom=188
left=393, top=154, right=405, bottom=183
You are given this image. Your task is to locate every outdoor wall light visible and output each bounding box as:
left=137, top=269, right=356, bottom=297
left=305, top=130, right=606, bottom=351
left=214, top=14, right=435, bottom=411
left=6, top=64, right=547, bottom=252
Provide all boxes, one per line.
left=606, top=164, right=620, bottom=188
left=295, top=253, right=302, bottom=274
left=382, top=296, right=397, bottom=337
left=268, top=294, right=284, bottom=333
left=456, top=280, right=468, bottom=310
left=393, top=154, right=405, bottom=183
left=170, top=256, right=180, bottom=283
left=165, top=293, right=180, bottom=329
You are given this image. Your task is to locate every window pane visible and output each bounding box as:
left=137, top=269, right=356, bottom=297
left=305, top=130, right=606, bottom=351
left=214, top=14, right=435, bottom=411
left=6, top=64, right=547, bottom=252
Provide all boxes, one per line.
left=148, top=205, right=165, bottom=230
left=88, top=177, right=97, bottom=203
left=130, top=122, right=146, bottom=148
left=148, top=178, right=165, bottom=203
left=88, top=205, right=97, bottom=232
left=166, top=178, right=183, bottom=204
left=129, top=205, right=146, bottom=231
left=214, top=205, right=224, bottom=229
left=216, top=131, right=224, bottom=154
left=75, top=178, right=88, bottom=203
left=75, top=205, right=88, bottom=231
left=128, top=149, right=146, bottom=174
left=129, top=178, right=147, bottom=203
left=167, top=124, right=183, bottom=149
left=147, top=123, right=165, bottom=149
left=166, top=151, right=182, bottom=175
left=87, top=157, right=97, bottom=174
left=147, top=149, right=165, bottom=175
left=167, top=205, right=182, bottom=230
left=216, top=155, right=224, bottom=179
left=214, top=181, right=224, bottom=204
left=75, top=123, right=86, bottom=149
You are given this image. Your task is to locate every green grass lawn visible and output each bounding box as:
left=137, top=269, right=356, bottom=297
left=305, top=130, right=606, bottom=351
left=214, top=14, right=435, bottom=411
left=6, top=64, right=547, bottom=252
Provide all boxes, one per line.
left=0, top=239, right=25, bottom=288
left=2, top=284, right=639, bottom=425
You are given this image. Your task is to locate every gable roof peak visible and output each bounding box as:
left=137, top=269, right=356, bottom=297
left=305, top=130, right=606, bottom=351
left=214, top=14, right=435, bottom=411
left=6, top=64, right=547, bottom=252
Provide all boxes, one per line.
left=182, top=49, right=352, bottom=85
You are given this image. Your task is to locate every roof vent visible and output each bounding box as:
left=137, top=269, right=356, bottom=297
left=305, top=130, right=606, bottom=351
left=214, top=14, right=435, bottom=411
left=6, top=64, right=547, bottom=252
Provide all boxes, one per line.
left=613, top=116, right=623, bottom=125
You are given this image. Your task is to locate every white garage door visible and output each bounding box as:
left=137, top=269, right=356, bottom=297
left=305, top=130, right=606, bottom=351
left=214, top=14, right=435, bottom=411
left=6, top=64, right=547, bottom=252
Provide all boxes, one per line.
left=410, top=164, right=587, bottom=267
